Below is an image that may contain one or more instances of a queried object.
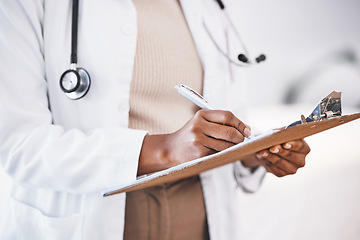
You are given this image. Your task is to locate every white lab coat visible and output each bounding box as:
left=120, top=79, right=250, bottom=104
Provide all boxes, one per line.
left=0, top=0, right=265, bottom=239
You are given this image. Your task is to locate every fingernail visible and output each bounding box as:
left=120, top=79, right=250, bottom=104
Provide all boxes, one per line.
left=256, top=153, right=262, bottom=159
left=244, top=127, right=251, bottom=137
left=284, top=143, right=292, bottom=149
left=261, top=151, right=268, bottom=157
left=270, top=147, right=279, bottom=154
left=245, top=124, right=252, bottom=131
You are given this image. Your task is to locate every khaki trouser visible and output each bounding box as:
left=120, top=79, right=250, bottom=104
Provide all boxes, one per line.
left=124, top=176, right=209, bottom=240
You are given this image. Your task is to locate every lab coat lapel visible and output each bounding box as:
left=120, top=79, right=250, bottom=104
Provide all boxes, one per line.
left=79, top=0, right=137, bottom=90
left=77, top=0, right=138, bottom=127
left=180, top=0, right=230, bottom=110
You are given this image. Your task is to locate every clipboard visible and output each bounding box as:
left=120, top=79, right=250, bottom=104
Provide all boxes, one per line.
left=103, top=112, right=360, bottom=197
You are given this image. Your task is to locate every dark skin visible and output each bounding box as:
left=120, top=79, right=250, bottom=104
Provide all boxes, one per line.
left=138, top=110, right=310, bottom=177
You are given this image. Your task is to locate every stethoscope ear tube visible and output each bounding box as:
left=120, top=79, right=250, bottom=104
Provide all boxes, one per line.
left=210, top=0, right=266, bottom=66
left=214, top=0, right=225, bottom=10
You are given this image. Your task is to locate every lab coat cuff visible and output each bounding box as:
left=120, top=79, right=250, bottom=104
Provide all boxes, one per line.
left=121, top=130, right=149, bottom=184
left=233, top=161, right=266, bottom=193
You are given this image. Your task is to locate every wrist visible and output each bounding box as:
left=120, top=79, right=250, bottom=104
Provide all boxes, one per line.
left=137, top=134, right=173, bottom=176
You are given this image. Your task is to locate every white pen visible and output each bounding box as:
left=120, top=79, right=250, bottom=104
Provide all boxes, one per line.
left=175, top=84, right=252, bottom=139
left=175, top=84, right=214, bottom=110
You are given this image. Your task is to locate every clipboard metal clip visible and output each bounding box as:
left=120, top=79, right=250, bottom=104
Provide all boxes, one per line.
left=287, top=91, right=342, bottom=128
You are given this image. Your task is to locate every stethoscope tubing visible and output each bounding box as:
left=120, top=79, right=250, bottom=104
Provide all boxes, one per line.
left=60, top=0, right=265, bottom=100
left=71, top=0, right=79, bottom=65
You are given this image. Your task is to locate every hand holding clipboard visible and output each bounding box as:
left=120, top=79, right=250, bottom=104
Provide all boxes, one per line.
left=175, top=84, right=310, bottom=178
left=104, top=86, right=359, bottom=197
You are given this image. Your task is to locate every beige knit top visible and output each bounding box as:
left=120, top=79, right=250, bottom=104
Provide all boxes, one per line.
left=128, top=0, right=203, bottom=135
left=124, top=1, right=208, bottom=240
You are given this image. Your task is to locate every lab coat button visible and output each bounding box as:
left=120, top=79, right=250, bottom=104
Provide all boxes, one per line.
left=122, top=24, right=136, bottom=36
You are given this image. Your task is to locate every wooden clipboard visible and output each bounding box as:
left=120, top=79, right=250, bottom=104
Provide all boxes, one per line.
left=103, top=113, right=360, bottom=197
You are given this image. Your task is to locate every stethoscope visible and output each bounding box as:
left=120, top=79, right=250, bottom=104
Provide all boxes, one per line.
left=60, top=0, right=266, bottom=100
left=59, top=0, right=91, bottom=100
left=209, top=0, right=266, bottom=66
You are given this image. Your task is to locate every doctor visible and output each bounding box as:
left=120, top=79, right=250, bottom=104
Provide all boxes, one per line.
left=0, top=0, right=310, bottom=239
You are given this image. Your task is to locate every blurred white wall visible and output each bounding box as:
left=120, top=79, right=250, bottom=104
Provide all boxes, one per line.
left=0, top=170, right=10, bottom=227
left=227, top=0, right=360, bottom=108
left=238, top=105, right=360, bottom=240
left=225, top=0, right=360, bottom=239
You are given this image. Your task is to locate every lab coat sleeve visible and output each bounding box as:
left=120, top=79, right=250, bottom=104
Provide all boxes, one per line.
left=0, top=0, right=145, bottom=194
left=233, top=162, right=266, bottom=193
left=231, top=127, right=267, bottom=193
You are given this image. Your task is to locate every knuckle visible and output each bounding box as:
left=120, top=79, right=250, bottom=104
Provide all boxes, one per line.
left=273, top=158, right=282, bottom=165
left=282, top=150, right=293, bottom=158
left=265, top=162, right=272, bottom=168
left=267, top=155, right=277, bottom=163
left=195, top=110, right=205, bottom=119
left=224, top=141, right=234, bottom=149
left=189, top=125, right=197, bottom=134
left=299, top=160, right=306, bottom=168
left=238, top=135, right=245, bottom=143
left=273, top=168, right=286, bottom=177
left=267, top=158, right=275, bottom=164
left=236, top=121, right=245, bottom=131
left=226, top=128, right=241, bottom=142
left=192, top=134, right=203, bottom=145
left=238, top=124, right=246, bottom=133
left=215, top=141, right=232, bottom=152
left=223, top=111, right=233, bottom=122
left=189, top=121, right=202, bottom=134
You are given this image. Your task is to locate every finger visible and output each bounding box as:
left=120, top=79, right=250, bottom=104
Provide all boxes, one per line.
left=199, top=110, right=251, bottom=137
left=268, top=165, right=288, bottom=177
left=257, top=157, right=287, bottom=177
left=200, top=133, right=236, bottom=152
left=202, top=121, right=245, bottom=144
left=270, top=148, right=306, bottom=168
left=187, top=140, right=217, bottom=160
left=256, top=156, right=273, bottom=168
left=262, top=152, right=299, bottom=174
left=269, top=145, right=306, bottom=168
left=282, top=139, right=310, bottom=154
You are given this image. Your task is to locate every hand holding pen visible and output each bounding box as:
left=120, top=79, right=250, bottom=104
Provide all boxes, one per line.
left=174, top=84, right=310, bottom=177
left=137, top=85, right=252, bottom=176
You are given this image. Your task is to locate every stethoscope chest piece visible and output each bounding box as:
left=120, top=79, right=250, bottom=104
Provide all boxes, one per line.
left=60, top=67, right=91, bottom=100
left=60, top=0, right=91, bottom=100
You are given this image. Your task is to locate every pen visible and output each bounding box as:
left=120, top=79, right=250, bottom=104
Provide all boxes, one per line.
left=175, top=84, right=252, bottom=139
left=175, top=84, right=214, bottom=110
